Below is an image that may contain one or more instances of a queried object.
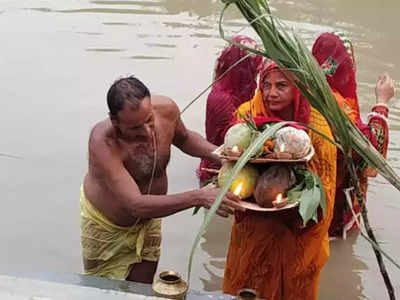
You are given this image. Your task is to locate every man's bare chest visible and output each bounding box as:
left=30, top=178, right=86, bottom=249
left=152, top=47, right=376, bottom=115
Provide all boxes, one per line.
left=123, top=133, right=172, bottom=184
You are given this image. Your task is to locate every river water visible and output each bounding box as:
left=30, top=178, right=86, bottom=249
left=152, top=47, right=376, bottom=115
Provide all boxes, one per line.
left=1, top=0, right=399, bottom=299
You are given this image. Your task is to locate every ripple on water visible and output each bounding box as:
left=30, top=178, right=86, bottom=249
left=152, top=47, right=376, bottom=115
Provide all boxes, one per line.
left=124, top=55, right=172, bottom=60
left=85, top=48, right=126, bottom=52
left=145, top=43, right=177, bottom=48
left=25, top=6, right=166, bottom=15
left=90, top=0, right=163, bottom=7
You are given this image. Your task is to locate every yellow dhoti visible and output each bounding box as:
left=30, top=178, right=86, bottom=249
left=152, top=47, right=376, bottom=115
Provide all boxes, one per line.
left=80, top=187, right=161, bottom=280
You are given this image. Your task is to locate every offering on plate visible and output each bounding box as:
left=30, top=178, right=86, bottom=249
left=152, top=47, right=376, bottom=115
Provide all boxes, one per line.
left=222, top=123, right=312, bottom=161
left=253, top=164, right=296, bottom=208
left=217, top=162, right=259, bottom=199
left=273, top=126, right=311, bottom=159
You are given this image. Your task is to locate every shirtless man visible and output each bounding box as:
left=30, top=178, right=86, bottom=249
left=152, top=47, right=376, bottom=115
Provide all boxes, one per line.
left=81, top=76, right=242, bottom=284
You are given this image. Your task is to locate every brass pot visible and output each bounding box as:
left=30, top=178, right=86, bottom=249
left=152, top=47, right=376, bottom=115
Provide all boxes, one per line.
left=237, top=288, right=258, bottom=300
left=152, top=270, right=188, bottom=300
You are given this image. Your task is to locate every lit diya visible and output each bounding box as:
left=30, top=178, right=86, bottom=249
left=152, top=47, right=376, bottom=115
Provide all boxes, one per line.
left=253, top=164, right=295, bottom=208
left=233, top=182, right=243, bottom=197
left=264, top=143, right=293, bottom=160
left=225, top=145, right=242, bottom=157
left=272, top=193, right=288, bottom=208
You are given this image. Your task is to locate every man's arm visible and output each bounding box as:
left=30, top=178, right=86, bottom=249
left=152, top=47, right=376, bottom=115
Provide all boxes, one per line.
left=92, top=137, right=241, bottom=219
left=172, top=105, right=220, bottom=163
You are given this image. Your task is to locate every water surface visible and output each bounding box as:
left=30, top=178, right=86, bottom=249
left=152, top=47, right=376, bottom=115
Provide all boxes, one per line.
left=0, top=1, right=399, bottom=299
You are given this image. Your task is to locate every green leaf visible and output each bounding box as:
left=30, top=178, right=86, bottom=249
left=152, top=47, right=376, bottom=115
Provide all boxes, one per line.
left=298, top=188, right=318, bottom=226
left=302, top=170, right=316, bottom=190
left=286, top=182, right=304, bottom=203
left=311, top=210, right=319, bottom=223
left=298, top=171, right=324, bottom=226
left=315, top=174, right=327, bottom=218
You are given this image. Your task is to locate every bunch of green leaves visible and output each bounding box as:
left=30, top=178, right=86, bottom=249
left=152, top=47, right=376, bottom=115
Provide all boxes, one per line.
left=287, top=166, right=326, bottom=226
left=238, top=111, right=258, bottom=131
left=218, top=0, right=400, bottom=191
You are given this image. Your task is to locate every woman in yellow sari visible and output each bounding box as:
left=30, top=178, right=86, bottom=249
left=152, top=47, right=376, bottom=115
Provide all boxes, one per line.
left=222, top=63, right=337, bottom=300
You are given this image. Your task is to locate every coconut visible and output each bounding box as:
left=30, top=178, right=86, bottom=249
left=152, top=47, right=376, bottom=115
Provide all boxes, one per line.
left=254, top=164, right=296, bottom=208
left=274, top=127, right=311, bottom=159
left=218, top=162, right=259, bottom=199
left=224, top=123, right=263, bottom=157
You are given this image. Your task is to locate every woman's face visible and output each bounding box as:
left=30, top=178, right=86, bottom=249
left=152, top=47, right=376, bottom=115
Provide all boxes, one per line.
left=262, top=70, right=294, bottom=113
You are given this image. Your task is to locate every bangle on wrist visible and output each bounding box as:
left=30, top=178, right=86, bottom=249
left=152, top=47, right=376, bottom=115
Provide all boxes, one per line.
left=373, top=103, right=388, bottom=108
left=372, top=103, right=389, bottom=117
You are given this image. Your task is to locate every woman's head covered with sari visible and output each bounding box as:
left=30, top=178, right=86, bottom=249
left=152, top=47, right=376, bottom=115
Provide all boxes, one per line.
left=312, top=32, right=357, bottom=101
left=213, top=35, right=263, bottom=106
left=237, top=61, right=310, bottom=125
left=199, top=36, right=262, bottom=182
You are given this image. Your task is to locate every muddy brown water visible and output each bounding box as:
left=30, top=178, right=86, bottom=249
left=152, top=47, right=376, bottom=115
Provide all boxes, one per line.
left=0, top=1, right=399, bottom=299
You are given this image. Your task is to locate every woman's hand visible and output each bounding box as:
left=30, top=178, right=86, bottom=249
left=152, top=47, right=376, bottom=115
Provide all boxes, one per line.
left=375, top=73, right=395, bottom=105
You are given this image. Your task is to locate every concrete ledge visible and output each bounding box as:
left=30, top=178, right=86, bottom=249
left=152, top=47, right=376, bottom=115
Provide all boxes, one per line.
left=0, top=273, right=233, bottom=300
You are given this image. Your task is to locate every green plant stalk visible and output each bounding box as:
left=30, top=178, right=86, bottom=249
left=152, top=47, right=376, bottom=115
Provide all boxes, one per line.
left=344, top=171, right=396, bottom=300
left=180, top=53, right=251, bottom=115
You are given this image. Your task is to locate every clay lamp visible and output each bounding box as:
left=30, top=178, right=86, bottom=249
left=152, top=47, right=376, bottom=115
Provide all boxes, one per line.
left=272, top=193, right=288, bottom=209
left=226, top=145, right=242, bottom=157
left=275, top=143, right=292, bottom=160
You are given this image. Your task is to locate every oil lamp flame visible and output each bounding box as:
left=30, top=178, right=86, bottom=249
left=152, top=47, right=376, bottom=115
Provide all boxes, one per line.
left=234, top=182, right=243, bottom=197
left=232, top=145, right=239, bottom=153
left=275, top=193, right=283, bottom=203
left=272, top=193, right=287, bottom=208
left=279, top=143, right=285, bottom=152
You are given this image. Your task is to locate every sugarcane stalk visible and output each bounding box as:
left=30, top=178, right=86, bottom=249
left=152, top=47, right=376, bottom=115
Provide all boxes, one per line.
left=347, top=159, right=396, bottom=300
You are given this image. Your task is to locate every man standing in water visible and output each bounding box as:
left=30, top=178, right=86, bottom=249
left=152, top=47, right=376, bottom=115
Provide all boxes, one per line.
left=81, top=76, right=242, bottom=283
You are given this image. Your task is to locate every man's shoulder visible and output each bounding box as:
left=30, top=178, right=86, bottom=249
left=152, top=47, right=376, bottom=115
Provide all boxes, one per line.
left=89, top=120, right=119, bottom=156
left=151, top=95, right=180, bottom=119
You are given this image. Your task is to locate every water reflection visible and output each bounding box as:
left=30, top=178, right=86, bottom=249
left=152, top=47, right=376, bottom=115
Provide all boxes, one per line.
left=199, top=215, right=232, bottom=291
left=320, top=233, right=368, bottom=300
left=163, top=0, right=217, bottom=17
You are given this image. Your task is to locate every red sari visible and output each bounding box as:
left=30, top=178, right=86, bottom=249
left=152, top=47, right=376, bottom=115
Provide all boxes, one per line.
left=312, top=32, right=389, bottom=238
left=198, top=36, right=262, bottom=183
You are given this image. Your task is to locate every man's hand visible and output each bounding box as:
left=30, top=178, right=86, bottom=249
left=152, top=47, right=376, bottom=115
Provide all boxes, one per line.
left=376, top=73, right=395, bottom=105
left=199, top=185, right=245, bottom=218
